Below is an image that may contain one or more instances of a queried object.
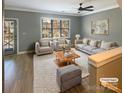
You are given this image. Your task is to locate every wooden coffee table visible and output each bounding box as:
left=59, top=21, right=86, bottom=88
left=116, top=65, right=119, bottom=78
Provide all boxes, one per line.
left=54, top=51, right=80, bottom=65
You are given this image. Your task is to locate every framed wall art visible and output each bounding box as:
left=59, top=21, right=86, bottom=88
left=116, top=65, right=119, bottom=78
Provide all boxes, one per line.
left=91, top=19, right=109, bottom=35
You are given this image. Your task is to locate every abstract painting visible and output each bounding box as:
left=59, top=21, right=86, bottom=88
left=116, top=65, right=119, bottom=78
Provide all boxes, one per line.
left=91, top=19, right=109, bottom=35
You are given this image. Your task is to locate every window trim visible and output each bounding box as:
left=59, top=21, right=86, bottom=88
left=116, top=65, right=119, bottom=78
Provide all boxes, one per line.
left=40, top=17, right=70, bottom=39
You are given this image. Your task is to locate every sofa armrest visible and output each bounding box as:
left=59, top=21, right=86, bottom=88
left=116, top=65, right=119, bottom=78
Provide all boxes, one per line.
left=35, top=42, right=40, bottom=54
left=49, top=41, right=53, bottom=46
left=56, top=69, right=61, bottom=87
left=49, top=41, right=54, bottom=49
left=54, top=40, right=59, bottom=46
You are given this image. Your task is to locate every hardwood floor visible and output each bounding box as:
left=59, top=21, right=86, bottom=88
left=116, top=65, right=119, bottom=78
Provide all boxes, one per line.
left=4, top=53, right=113, bottom=93
left=4, top=54, right=33, bottom=93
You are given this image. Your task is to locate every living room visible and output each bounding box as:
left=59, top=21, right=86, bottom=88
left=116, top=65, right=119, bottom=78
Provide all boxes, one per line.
left=3, top=0, right=122, bottom=93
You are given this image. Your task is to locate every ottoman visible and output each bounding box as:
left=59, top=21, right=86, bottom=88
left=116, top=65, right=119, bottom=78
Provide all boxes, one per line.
left=56, top=64, right=82, bottom=92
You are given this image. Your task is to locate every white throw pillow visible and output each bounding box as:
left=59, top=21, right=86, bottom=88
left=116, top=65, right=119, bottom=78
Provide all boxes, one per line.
left=40, top=41, right=49, bottom=46
left=82, top=38, right=89, bottom=44
left=101, top=41, right=112, bottom=49
left=58, top=39, right=65, bottom=44
left=89, top=40, right=97, bottom=47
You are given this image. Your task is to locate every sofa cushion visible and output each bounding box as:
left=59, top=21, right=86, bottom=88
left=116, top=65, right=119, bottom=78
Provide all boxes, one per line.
left=89, top=40, right=98, bottom=47
left=82, top=38, right=89, bottom=44
left=59, top=44, right=69, bottom=48
left=39, top=40, right=49, bottom=46
left=57, top=65, right=81, bottom=82
left=92, top=48, right=105, bottom=54
left=100, top=41, right=113, bottom=50
left=39, top=46, right=52, bottom=52
left=58, top=39, right=65, bottom=44
left=76, top=44, right=86, bottom=49
left=83, top=45, right=97, bottom=52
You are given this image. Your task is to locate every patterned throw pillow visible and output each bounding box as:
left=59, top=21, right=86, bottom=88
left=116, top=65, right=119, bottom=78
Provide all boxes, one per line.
left=58, top=39, right=65, bottom=44
left=82, top=38, right=89, bottom=44
left=40, top=40, right=49, bottom=47
left=100, top=41, right=112, bottom=49
left=89, top=40, right=97, bottom=47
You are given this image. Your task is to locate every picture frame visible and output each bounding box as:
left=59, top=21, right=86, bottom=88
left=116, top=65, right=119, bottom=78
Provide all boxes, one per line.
left=91, top=19, right=109, bottom=35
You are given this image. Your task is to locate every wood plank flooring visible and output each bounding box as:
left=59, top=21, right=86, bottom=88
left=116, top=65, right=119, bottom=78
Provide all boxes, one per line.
left=4, top=53, right=114, bottom=93
left=4, top=54, right=33, bottom=93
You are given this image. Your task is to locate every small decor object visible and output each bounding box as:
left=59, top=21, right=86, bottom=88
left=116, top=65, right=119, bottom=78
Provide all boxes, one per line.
left=64, top=51, right=73, bottom=57
left=64, top=50, right=75, bottom=57
left=75, top=34, right=80, bottom=40
left=91, top=19, right=109, bottom=35
left=62, top=47, right=65, bottom=53
left=62, top=44, right=66, bottom=53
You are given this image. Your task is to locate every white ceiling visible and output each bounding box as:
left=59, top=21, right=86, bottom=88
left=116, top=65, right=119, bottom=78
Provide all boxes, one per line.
left=4, top=0, right=119, bottom=16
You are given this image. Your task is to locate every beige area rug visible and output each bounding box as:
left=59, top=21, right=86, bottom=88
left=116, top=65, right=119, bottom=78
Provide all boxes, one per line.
left=33, top=49, right=89, bottom=93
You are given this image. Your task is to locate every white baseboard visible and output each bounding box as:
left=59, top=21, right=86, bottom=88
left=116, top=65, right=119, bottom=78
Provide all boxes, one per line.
left=18, top=50, right=34, bottom=54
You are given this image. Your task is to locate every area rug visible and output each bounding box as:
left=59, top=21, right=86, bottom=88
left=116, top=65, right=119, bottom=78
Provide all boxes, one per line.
left=33, top=49, right=89, bottom=93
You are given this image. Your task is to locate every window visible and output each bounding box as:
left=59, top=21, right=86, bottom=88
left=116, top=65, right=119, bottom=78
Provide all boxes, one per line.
left=53, top=19, right=60, bottom=38
left=42, top=18, right=52, bottom=38
left=61, top=20, right=69, bottom=37
left=41, top=18, right=70, bottom=38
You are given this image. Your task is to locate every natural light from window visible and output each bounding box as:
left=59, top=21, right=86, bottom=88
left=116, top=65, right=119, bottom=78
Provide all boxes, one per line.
left=41, top=18, right=70, bottom=39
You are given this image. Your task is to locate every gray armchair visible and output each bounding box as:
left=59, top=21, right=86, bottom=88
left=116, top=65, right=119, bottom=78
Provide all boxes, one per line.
left=35, top=41, right=53, bottom=55
left=54, top=38, right=71, bottom=51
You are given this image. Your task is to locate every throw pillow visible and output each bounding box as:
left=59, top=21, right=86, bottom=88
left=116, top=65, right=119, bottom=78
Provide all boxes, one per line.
left=96, top=40, right=102, bottom=48
left=89, top=40, right=97, bottom=47
left=40, top=40, right=49, bottom=46
left=58, top=39, right=65, bottom=44
left=82, top=38, right=89, bottom=44
left=100, top=41, right=112, bottom=50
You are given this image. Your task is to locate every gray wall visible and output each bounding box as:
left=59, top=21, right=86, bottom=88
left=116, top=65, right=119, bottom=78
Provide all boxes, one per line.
left=80, top=8, right=122, bottom=45
left=4, top=8, right=122, bottom=52
left=4, top=10, right=81, bottom=52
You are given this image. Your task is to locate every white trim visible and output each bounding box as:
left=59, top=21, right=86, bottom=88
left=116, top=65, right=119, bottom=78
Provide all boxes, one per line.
left=18, top=50, right=34, bottom=54
left=81, top=5, right=119, bottom=16
left=4, top=18, right=19, bottom=54
left=4, top=6, right=80, bottom=16
left=5, top=5, right=119, bottom=16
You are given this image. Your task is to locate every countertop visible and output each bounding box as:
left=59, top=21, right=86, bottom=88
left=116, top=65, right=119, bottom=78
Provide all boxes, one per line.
left=88, top=47, right=122, bottom=67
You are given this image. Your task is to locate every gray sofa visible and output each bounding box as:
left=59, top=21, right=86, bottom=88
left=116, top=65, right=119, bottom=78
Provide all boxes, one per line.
left=75, top=38, right=118, bottom=55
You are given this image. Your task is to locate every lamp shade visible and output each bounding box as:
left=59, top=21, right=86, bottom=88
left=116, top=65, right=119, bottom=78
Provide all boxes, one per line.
left=61, top=34, right=65, bottom=37
left=75, top=34, right=80, bottom=40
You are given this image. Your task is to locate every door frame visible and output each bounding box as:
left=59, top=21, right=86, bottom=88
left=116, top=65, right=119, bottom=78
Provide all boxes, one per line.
left=4, top=18, right=19, bottom=54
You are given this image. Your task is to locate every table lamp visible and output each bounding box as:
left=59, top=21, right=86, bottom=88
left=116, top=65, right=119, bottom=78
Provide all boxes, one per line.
left=75, top=34, right=80, bottom=40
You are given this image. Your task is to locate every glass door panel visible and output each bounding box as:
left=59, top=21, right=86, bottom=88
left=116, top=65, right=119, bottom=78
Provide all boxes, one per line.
left=4, top=19, right=17, bottom=55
